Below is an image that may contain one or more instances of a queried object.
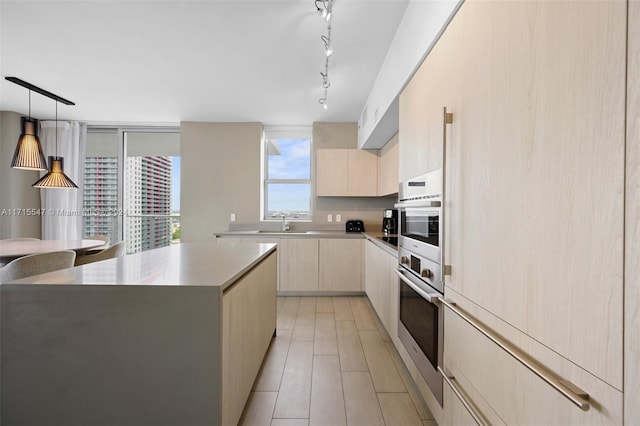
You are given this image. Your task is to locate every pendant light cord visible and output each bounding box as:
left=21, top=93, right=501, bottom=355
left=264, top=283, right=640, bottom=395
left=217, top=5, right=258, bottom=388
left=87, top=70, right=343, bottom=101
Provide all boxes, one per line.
left=28, top=90, right=31, bottom=121
left=55, top=101, right=58, bottom=157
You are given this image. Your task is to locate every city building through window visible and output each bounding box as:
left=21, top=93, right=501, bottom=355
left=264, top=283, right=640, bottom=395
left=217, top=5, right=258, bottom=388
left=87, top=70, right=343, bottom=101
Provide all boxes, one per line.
left=83, top=128, right=180, bottom=254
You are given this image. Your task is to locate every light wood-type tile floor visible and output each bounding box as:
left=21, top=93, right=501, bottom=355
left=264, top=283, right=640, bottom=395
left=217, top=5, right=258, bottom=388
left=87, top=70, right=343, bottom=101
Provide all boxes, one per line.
left=239, top=296, right=437, bottom=426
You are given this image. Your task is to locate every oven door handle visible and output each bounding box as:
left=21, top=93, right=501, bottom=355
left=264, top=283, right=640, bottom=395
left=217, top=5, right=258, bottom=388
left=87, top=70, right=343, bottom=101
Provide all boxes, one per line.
left=395, top=269, right=441, bottom=304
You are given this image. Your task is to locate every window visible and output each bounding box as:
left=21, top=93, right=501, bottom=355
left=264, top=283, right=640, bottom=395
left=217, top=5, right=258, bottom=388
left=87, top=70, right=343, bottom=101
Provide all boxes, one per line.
left=83, top=128, right=180, bottom=254
left=83, top=131, right=120, bottom=245
left=263, top=127, right=312, bottom=220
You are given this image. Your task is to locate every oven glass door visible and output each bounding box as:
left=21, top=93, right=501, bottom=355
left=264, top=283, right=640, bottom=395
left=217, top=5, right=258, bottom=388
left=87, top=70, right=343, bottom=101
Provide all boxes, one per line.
left=400, top=208, right=439, bottom=247
left=399, top=279, right=439, bottom=369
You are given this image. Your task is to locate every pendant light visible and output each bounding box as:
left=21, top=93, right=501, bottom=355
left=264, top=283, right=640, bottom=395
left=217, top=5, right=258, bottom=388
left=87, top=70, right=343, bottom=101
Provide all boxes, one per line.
left=32, top=101, right=78, bottom=189
left=11, top=90, right=48, bottom=171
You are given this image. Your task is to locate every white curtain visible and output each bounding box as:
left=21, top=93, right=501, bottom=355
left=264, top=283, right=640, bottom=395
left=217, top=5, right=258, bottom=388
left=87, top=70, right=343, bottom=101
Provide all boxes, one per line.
left=39, top=121, right=87, bottom=240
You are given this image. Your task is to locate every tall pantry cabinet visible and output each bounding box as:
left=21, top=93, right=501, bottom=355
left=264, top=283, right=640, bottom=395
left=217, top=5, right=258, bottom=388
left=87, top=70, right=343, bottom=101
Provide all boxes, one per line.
left=626, top=0, right=640, bottom=424
left=399, top=0, right=631, bottom=423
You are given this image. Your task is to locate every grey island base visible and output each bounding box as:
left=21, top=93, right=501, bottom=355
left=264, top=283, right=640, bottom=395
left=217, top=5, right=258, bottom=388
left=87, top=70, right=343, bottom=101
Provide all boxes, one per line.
left=1, top=241, right=277, bottom=426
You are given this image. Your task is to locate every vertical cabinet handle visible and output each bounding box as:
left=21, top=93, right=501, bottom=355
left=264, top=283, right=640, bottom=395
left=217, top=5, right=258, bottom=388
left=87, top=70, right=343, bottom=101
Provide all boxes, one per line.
left=438, top=366, right=490, bottom=426
left=441, top=107, right=453, bottom=283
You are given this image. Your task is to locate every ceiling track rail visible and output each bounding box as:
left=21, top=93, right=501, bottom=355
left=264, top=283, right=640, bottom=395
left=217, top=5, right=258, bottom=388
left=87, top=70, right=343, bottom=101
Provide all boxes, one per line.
left=5, top=76, right=75, bottom=106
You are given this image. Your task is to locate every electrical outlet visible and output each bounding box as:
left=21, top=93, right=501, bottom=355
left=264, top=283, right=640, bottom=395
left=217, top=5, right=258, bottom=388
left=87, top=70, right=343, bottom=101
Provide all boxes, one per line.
left=327, top=214, right=333, bottom=223
left=230, top=213, right=236, bottom=222
left=336, top=214, right=342, bottom=222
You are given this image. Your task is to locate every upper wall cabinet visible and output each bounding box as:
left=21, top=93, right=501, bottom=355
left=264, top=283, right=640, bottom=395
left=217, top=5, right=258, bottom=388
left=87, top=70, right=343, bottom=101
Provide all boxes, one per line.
left=317, top=149, right=377, bottom=197
left=357, top=1, right=463, bottom=149
left=378, top=134, right=399, bottom=196
left=316, top=149, right=349, bottom=196
left=398, top=19, right=460, bottom=182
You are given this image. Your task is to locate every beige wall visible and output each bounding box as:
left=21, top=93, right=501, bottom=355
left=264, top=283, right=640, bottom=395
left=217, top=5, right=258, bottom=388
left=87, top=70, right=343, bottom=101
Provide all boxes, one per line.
left=180, top=122, right=263, bottom=242
left=180, top=121, right=395, bottom=239
left=0, top=111, right=42, bottom=239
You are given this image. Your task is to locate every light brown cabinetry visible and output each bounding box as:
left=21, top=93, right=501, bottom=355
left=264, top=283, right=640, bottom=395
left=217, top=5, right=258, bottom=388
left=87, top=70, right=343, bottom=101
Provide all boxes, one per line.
left=316, top=149, right=348, bottom=196
left=278, top=237, right=364, bottom=293
left=442, top=288, right=622, bottom=425
left=445, top=0, right=625, bottom=389
left=222, top=252, right=277, bottom=425
left=316, top=149, right=377, bottom=196
left=347, top=150, right=378, bottom=196
left=398, top=0, right=627, bottom=421
left=364, top=240, right=391, bottom=331
left=364, top=239, right=400, bottom=345
left=279, top=238, right=319, bottom=292
left=377, top=133, right=399, bottom=196
left=398, top=16, right=460, bottom=183
left=319, top=239, right=363, bottom=291
left=387, top=253, right=399, bottom=347
left=626, top=0, right=640, bottom=423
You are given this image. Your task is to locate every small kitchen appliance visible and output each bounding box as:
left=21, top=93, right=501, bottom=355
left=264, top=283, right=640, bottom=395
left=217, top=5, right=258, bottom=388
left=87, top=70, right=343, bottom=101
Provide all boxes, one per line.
left=382, top=209, right=397, bottom=234
left=345, top=219, right=365, bottom=232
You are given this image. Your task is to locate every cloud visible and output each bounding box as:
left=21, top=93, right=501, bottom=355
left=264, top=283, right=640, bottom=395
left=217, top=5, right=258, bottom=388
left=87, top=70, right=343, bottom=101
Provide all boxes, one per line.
left=268, top=138, right=311, bottom=179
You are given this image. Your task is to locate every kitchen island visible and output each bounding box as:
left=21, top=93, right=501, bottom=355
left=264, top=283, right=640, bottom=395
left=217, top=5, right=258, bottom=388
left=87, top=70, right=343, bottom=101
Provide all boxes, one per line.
left=1, top=240, right=277, bottom=426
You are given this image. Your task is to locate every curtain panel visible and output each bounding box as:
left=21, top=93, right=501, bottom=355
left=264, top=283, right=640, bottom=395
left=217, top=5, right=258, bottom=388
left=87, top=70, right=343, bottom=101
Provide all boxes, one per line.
left=38, top=121, right=87, bottom=240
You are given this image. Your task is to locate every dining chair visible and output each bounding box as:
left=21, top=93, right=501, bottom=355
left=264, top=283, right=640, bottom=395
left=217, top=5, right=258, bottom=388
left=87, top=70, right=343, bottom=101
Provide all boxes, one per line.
left=0, top=250, right=76, bottom=283
left=74, top=241, right=126, bottom=267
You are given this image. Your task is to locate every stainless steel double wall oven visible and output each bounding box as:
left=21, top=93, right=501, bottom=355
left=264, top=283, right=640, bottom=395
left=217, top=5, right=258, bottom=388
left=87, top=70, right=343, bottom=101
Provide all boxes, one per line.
left=395, top=169, right=444, bottom=406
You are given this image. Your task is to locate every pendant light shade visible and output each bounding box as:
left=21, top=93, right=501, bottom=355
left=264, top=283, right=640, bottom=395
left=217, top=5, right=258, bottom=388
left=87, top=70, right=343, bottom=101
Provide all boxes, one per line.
left=32, top=156, right=78, bottom=189
left=11, top=118, right=48, bottom=170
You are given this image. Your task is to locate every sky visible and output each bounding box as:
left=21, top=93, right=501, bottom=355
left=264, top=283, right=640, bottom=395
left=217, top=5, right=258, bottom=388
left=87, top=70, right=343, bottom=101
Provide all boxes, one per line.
left=267, top=138, right=311, bottom=214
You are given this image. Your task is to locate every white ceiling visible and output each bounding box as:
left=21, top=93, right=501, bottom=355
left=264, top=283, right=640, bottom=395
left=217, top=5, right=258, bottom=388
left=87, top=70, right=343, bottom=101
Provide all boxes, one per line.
left=0, top=0, right=409, bottom=126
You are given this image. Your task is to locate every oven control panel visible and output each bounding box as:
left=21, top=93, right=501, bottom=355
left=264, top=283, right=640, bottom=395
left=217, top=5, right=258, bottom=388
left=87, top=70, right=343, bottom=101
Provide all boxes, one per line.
left=398, top=247, right=443, bottom=294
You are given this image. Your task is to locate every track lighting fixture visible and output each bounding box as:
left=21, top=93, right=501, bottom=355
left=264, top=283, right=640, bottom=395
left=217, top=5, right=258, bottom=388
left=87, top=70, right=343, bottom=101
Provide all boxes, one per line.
left=315, top=0, right=334, bottom=110
left=315, top=0, right=332, bottom=22
left=321, top=35, right=333, bottom=57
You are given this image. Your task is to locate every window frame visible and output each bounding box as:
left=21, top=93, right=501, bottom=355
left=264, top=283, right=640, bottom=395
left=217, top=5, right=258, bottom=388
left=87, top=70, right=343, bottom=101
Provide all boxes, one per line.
left=262, top=126, right=313, bottom=221
left=84, top=125, right=180, bottom=250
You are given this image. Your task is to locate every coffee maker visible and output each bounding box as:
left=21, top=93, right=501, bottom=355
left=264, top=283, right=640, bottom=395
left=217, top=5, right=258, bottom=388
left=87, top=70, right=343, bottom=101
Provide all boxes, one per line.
left=382, top=209, right=397, bottom=234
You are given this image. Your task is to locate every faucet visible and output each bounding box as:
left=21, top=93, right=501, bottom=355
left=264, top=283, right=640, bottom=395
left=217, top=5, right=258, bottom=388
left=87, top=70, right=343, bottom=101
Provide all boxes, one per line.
left=281, top=215, right=290, bottom=232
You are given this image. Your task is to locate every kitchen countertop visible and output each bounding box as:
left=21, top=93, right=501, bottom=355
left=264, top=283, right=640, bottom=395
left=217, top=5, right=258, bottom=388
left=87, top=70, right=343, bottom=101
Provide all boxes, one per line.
left=3, top=241, right=276, bottom=290
left=215, top=230, right=366, bottom=239
left=215, top=229, right=399, bottom=255
left=363, top=231, right=399, bottom=256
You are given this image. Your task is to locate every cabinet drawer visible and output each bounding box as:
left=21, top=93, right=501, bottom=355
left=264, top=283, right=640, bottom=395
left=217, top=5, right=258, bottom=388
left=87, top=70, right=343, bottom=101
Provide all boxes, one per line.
left=443, top=289, right=622, bottom=425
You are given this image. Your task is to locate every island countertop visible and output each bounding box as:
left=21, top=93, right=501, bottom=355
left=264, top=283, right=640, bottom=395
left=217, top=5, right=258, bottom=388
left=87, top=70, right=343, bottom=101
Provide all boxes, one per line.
left=4, top=240, right=276, bottom=290
left=1, top=240, right=279, bottom=425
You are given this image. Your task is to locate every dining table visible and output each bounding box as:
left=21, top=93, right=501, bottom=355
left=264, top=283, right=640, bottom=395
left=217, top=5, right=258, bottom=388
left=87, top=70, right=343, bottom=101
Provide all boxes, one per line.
left=0, top=239, right=106, bottom=264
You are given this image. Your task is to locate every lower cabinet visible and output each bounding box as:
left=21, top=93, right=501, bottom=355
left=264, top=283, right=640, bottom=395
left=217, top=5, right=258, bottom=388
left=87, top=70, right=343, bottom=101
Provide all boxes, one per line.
left=364, top=239, right=399, bottom=343
left=279, top=238, right=319, bottom=292
left=387, top=252, right=399, bottom=346
left=442, top=369, right=488, bottom=426
left=365, top=240, right=391, bottom=329
left=278, top=237, right=363, bottom=293
left=319, top=239, right=363, bottom=291
left=222, top=252, right=277, bottom=425
left=442, top=288, right=623, bottom=425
